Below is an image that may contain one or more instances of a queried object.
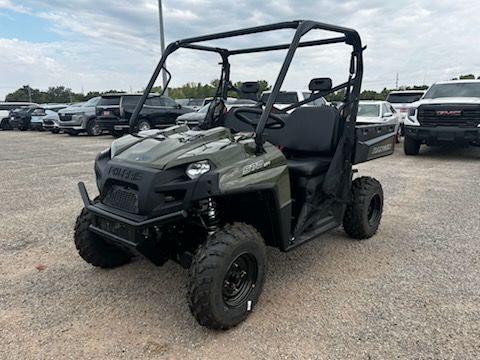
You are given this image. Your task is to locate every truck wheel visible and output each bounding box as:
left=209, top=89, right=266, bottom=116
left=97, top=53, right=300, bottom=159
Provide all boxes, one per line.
left=187, top=223, right=266, bottom=330
left=404, top=136, right=420, bottom=155
left=343, top=176, right=383, bottom=240
left=74, top=207, right=132, bottom=268
left=86, top=118, right=102, bottom=136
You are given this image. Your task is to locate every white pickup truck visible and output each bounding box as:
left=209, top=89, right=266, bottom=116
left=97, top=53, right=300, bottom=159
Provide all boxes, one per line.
left=404, top=80, right=480, bottom=155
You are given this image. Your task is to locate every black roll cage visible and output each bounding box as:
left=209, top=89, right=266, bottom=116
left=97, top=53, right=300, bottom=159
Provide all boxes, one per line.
left=129, top=20, right=364, bottom=153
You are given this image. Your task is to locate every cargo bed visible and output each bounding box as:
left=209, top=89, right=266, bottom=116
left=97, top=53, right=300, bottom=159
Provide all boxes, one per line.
left=353, top=123, right=396, bottom=164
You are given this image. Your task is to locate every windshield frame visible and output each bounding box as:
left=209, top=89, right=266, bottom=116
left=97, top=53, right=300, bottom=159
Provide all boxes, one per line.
left=129, top=20, right=364, bottom=153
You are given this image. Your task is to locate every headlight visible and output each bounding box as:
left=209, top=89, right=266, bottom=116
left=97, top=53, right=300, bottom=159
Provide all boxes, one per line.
left=186, top=160, right=211, bottom=179
left=406, top=107, right=420, bottom=126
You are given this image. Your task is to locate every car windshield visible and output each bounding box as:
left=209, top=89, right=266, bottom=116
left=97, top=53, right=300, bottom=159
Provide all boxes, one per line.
left=358, top=104, right=380, bottom=117
left=261, top=92, right=298, bottom=104
left=387, top=93, right=424, bottom=103
left=198, top=104, right=210, bottom=113
left=84, top=97, right=100, bottom=107
left=424, top=83, right=480, bottom=99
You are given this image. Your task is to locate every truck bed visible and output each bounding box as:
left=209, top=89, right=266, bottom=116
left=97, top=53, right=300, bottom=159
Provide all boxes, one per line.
left=353, top=123, right=396, bottom=164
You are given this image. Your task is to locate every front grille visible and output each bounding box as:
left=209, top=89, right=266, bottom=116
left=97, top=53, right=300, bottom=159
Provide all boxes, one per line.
left=60, top=114, right=72, bottom=121
left=418, top=105, right=480, bottom=127
left=103, top=185, right=139, bottom=214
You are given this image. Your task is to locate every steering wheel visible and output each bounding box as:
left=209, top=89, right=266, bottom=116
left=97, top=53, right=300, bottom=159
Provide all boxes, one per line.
left=232, top=107, right=286, bottom=130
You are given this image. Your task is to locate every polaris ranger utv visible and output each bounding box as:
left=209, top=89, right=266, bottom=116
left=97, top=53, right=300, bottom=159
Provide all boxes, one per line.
left=74, top=20, right=396, bottom=329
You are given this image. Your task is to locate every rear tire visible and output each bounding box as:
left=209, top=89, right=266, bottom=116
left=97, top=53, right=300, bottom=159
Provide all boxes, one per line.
left=404, top=135, right=420, bottom=155
left=187, top=223, right=266, bottom=330
left=74, top=207, right=132, bottom=268
left=343, top=177, right=383, bottom=240
left=137, top=119, right=151, bottom=131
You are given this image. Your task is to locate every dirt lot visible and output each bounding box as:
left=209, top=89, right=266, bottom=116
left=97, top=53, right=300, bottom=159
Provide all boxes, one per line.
left=0, top=131, right=479, bottom=359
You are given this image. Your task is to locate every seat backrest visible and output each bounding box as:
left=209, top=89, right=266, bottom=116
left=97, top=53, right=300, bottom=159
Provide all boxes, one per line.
left=268, top=106, right=341, bottom=156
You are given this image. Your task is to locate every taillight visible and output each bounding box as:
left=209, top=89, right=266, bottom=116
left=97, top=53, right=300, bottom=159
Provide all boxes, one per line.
left=400, top=107, right=408, bottom=113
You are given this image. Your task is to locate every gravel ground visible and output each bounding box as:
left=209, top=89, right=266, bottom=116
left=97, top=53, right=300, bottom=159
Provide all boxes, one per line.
left=0, top=131, right=479, bottom=360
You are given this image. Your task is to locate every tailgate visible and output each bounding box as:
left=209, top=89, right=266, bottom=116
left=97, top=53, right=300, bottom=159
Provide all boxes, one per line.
left=353, top=123, right=396, bottom=164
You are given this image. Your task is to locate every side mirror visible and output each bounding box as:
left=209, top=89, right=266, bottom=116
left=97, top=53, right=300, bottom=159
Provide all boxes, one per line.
left=309, top=78, right=332, bottom=92
left=176, top=104, right=182, bottom=109
left=383, top=112, right=393, bottom=117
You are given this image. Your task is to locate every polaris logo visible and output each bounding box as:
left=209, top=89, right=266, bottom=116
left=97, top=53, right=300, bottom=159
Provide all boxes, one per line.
left=108, top=167, right=144, bottom=181
left=371, top=143, right=393, bottom=155
left=435, top=110, right=462, bottom=116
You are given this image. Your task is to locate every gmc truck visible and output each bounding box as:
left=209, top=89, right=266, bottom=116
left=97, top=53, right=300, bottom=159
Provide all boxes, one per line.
left=404, top=80, right=480, bottom=155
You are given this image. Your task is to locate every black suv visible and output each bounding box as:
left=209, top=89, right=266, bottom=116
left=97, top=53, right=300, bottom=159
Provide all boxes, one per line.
left=8, top=106, right=41, bottom=130
left=96, top=94, right=192, bottom=137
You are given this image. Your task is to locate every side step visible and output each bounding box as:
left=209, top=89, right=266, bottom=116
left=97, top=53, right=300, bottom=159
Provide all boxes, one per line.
left=285, top=216, right=339, bottom=251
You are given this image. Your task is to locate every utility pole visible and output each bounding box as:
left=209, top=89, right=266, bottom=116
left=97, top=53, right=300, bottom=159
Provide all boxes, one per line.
left=395, top=73, right=399, bottom=89
left=158, top=0, right=168, bottom=96
left=27, top=85, right=32, bottom=102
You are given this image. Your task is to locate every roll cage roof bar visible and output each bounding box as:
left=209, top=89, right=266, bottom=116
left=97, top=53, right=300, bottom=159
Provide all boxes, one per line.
left=130, top=20, right=364, bottom=153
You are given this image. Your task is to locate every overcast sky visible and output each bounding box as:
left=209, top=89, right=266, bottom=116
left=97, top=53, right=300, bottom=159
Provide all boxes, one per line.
left=1, top=0, right=479, bottom=99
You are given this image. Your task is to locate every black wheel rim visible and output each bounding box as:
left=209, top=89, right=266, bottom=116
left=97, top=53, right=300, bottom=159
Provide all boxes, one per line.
left=222, top=253, right=258, bottom=308
left=367, top=193, right=382, bottom=226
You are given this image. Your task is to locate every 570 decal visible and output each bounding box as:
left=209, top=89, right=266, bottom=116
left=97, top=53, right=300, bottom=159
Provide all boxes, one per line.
left=242, top=160, right=271, bottom=176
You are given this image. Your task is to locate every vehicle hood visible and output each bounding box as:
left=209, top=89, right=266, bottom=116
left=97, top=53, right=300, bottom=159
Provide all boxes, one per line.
left=177, top=111, right=206, bottom=121
left=413, top=97, right=480, bottom=107
left=59, top=105, right=91, bottom=115
left=111, top=125, right=248, bottom=170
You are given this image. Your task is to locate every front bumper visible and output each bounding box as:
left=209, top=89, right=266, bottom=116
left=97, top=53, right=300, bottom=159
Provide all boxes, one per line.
left=30, top=122, right=43, bottom=130
left=78, top=182, right=187, bottom=248
left=405, top=125, right=480, bottom=144
left=58, top=123, right=84, bottom=130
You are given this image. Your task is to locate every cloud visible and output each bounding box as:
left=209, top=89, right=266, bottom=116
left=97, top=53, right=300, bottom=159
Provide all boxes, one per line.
left=1, top=0, right=480, bottom=99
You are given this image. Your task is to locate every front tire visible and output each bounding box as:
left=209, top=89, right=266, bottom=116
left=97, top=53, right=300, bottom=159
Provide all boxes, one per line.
left=86, top=118, right=102, bottom=136
left=74, top=208, right=132, bottom=268
left=343, top=177, right=383, bottom=240
left=187, top=223, right=266, bottom=330
left=404, top=135, right=420, bottom=155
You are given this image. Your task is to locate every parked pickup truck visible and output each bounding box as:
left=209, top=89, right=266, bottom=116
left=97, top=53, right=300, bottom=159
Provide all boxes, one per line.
left=404, top=80, right=480, bottom=155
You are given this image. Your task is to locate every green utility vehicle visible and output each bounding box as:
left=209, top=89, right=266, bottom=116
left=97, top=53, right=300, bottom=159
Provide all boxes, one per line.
left=74, top=20, right=396, bottom=329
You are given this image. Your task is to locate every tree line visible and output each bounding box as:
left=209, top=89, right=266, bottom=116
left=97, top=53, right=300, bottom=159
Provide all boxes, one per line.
left=4, top=74, right=479, bottom=103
